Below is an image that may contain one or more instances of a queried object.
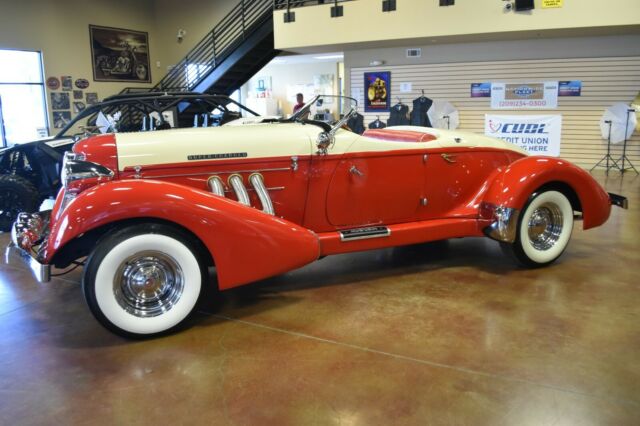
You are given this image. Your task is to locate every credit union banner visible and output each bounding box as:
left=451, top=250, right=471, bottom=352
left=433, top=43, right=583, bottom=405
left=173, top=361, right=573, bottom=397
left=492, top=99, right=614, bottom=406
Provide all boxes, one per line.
left=485, top=114, right=562, bottom=156
left=491, top=82, right=558, bottom=109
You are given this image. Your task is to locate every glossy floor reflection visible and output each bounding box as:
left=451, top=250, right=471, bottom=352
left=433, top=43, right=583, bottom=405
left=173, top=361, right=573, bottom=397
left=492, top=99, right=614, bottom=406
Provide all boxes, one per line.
left=0, top=172, right=638, bottom=425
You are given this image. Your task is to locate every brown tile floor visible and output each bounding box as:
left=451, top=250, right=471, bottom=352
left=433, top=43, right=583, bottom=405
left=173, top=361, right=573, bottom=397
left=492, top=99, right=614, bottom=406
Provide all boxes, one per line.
left=0, top=171, right=639, bottom=425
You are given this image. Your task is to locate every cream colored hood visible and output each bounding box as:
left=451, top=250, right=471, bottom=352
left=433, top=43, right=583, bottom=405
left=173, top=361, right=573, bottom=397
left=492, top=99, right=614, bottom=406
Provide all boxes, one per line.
left=115, top=123, right=318, bottom=171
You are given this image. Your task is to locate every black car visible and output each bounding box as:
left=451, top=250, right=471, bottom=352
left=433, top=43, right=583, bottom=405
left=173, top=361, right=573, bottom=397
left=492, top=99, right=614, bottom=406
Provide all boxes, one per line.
left=0, top=92, right=258, bottom=230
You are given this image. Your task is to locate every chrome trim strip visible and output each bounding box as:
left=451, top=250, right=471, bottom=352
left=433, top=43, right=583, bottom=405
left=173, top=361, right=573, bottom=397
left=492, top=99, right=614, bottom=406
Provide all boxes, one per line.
left=224, top=186, right=284, bottom=193
left=339, top=227, right=391, bottom=242
left=136, top=167, right=291, bottom=180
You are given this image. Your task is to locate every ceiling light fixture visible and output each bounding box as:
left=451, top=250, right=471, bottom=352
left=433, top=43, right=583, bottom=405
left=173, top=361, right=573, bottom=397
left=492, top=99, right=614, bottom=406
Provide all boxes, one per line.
left=312, top=54, right=344, bottom=60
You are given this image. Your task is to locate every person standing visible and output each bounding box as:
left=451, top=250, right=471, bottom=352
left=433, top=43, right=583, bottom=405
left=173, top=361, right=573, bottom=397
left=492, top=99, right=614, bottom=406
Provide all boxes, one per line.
left=293, top=93, right=305, bottom=114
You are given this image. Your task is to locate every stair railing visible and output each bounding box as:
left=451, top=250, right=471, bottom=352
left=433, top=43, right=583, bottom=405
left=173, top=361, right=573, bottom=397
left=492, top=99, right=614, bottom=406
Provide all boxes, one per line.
left=121, top=0, right=274, bottom=94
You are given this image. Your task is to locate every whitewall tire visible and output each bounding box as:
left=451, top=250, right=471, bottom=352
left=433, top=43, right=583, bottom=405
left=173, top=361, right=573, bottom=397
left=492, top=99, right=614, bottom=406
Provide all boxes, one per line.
left=503, top=190, right=574, bottom=267
left=83, top=224, right=204, bottom=338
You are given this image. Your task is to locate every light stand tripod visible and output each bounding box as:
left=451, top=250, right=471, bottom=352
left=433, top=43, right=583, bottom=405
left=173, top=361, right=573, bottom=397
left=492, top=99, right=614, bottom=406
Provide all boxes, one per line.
left=590, top=120, right=620, bottom=174
left=443, top=115, right=450, bottom=130
left=617, top=109, right=638, bottom=174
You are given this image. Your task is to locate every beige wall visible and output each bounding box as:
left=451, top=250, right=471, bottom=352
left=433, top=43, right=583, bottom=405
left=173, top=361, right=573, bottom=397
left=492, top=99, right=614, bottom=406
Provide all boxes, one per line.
left=152, top=0, right=238, bottom=71
left=274, top=0, right=640, bottom=52
left=242, top=61, right=340, bottom=117
left=343, top=35, right=640, bottom=98
left=350, top=55, right=640, bottom=170
left=0, top=0, right=160, bottom=134
left=0, top=0, right=242, bottom=135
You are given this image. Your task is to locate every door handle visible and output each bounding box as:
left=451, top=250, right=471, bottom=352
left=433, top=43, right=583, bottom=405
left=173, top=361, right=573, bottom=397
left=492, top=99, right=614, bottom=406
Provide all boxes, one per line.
left=441, top=153, right=457, bottom=164
left=349, top=165, right=364, bottom=177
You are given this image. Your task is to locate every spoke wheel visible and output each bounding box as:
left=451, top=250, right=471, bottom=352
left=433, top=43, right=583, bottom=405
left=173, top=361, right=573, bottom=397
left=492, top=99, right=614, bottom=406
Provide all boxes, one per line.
left=114, top=251, right=185, bottom=318
left=502, top=190, right=574, bottom=267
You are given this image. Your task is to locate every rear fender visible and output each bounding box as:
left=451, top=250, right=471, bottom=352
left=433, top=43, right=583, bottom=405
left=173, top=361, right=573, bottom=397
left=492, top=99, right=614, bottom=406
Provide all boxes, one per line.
left=483, top=157, right=611, bottom=230
left=45, top=180, right=320, bottom=289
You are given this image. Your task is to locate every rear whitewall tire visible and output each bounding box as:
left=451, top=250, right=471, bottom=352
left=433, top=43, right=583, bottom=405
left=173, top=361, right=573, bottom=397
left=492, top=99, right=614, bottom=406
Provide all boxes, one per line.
left=504, top=190, right=574, bottom=267
left=83, top=225, right=203, bottom=338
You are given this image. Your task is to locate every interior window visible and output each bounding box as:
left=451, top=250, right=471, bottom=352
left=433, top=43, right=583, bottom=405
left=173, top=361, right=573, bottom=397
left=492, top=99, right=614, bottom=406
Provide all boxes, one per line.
left=0, top=49, right=48, bottom=146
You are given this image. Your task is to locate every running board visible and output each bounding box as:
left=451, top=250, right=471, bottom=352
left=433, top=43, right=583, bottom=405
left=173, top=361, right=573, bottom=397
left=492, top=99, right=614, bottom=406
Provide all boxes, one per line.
left=340, top=226, right=391, bottom=242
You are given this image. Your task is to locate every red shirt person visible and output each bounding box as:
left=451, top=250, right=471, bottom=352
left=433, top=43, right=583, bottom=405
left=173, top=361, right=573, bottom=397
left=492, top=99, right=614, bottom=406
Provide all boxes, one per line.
left=292, top=93, right=305, bottom=114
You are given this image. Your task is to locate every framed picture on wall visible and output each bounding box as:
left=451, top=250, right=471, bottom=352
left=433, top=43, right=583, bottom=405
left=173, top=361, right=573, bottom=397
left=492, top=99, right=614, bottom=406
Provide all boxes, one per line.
left=364, top=71, right=391, bottom=112
left=89, top=25, right=151, bottom=83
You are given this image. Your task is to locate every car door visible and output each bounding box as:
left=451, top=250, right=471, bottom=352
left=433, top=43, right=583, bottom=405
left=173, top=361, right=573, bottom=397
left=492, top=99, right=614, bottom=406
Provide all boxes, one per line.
left=421, top=136, right=510, bottom=219
left=325, top=136, right=427, bottom=227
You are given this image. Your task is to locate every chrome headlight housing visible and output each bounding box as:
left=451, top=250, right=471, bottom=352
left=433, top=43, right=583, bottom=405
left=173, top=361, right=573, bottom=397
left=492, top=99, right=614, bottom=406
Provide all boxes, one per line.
left=61, top=152, right=114, bottom=194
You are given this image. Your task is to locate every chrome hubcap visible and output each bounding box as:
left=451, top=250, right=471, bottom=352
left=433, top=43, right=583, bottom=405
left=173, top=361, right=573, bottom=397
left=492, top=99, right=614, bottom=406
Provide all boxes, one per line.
left=527, top=202, right=564, bottom=251
left=114, top=251, right=184, bottom=318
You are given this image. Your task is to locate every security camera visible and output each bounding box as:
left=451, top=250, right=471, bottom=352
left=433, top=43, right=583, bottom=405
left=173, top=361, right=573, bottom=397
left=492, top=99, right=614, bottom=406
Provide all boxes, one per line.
left=177, top=29, right=186, bottom=43
left=503, top=0, right=513, bottom=11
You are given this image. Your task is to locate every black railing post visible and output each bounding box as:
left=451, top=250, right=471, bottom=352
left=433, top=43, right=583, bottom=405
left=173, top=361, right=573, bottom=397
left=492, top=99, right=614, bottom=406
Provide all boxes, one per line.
left=242, top=0, right=246, bottom=39
left=211, top=31, right=216, bottom=67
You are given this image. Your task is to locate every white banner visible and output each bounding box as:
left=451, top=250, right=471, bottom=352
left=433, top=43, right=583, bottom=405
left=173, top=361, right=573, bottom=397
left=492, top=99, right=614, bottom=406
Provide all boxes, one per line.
left=491, top=82, right=558, bottom=109
left=485, top=114, right=562, bottom=156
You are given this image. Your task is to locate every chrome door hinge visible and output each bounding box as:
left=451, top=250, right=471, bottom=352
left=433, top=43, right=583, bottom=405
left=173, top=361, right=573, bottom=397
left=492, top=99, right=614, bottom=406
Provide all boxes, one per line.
left=291, top=156, right=298, bottom=171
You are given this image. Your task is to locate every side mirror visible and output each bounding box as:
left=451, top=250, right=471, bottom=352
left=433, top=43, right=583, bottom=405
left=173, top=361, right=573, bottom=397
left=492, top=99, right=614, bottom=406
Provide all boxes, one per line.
left=316, top=132, right=334, bottom=155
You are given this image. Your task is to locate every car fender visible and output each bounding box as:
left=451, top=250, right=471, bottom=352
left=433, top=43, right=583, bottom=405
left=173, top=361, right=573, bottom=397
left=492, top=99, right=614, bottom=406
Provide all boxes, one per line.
left=482, top=156, right=611, bottom=229
left=45, top=180, right=320, bottom=289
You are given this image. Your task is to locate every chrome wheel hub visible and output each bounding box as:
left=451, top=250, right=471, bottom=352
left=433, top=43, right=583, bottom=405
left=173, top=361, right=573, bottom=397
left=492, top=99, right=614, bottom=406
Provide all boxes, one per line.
left=114, top=251, right=184, bottom=318
left=527, top=202, right=564, bottom=251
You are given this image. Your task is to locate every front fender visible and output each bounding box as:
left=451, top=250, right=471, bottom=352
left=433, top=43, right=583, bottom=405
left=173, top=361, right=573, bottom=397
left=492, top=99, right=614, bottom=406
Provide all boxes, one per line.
left=483, top=156, right=611, bottom=230
left=45, top=180, right=320, bottom=289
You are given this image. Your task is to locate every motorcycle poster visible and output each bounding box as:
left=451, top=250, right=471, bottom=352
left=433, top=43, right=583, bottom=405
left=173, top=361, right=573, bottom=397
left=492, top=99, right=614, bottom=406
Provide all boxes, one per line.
left=89, top=25, right=151, bottom=83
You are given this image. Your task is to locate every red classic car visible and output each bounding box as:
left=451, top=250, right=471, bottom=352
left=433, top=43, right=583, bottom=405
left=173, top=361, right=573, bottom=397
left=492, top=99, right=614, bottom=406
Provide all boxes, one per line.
left=10, top=95, right=627, bottom=338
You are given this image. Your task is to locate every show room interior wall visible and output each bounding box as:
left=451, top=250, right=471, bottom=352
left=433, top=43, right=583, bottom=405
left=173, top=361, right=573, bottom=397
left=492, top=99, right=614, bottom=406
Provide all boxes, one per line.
left=0, top=0, right=240, bottom=135
left=0, top=0, right=161, bottom=133
left=347, top=36, right=640, bottom=169
left=242, top=61, right=340, bottom=117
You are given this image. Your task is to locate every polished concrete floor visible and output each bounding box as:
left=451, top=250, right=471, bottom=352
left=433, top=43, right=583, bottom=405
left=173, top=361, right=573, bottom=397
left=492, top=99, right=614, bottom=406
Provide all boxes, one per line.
left=0, top=171, right=638, bottom=425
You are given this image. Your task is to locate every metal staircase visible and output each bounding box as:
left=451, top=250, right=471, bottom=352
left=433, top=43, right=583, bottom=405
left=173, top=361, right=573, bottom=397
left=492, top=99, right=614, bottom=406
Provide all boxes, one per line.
left=122, top=0, right=279, bottom=96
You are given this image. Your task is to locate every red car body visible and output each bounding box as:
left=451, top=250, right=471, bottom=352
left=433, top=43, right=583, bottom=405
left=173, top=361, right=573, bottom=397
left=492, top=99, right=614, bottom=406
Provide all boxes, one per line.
left=9, top=100, right=626, bottom=337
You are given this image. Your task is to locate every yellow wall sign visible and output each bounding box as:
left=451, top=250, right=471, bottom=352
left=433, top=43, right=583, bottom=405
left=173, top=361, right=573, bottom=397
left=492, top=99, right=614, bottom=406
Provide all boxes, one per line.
left=542, top=0, right=563, bottom=8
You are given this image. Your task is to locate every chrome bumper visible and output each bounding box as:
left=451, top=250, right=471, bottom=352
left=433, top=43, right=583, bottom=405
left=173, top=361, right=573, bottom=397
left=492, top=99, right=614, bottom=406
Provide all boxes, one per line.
left=6, top=211, right=51, bottom=283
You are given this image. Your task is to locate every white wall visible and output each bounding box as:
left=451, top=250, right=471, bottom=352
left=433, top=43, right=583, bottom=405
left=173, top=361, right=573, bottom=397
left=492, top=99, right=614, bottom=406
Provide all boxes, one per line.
left=242, top=61, right=340, bottom=117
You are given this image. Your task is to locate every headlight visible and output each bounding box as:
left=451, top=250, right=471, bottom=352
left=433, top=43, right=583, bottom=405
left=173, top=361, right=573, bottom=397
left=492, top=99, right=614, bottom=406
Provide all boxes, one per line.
left=61, top=151, right=114, bottom=194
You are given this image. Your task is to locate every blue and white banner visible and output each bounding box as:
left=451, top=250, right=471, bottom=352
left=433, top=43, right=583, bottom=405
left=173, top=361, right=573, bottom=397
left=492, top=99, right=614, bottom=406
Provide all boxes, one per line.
left=485, top=114, right=562, bottom=156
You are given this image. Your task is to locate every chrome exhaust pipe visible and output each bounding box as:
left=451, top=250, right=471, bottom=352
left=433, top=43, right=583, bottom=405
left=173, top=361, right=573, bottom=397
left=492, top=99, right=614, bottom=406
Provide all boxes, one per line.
left=227, top=174, right=251, bottom=206
left=207, top=176, right=225, bottom=197
left=249, top=173, right=275, bottom=215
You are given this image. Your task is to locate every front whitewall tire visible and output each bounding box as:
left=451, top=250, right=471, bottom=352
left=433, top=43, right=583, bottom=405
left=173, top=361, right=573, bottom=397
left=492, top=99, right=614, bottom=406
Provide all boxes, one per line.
left=84, top=226, right=203, bottom=337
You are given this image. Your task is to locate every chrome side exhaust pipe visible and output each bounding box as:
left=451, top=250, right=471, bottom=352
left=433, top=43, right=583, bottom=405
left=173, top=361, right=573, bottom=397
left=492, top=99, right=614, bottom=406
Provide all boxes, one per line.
left=207, top=176, right=225, bottom=197
left=249, top=173, right=275, bottom=215
left=227, top=174, right=251, bottom=206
